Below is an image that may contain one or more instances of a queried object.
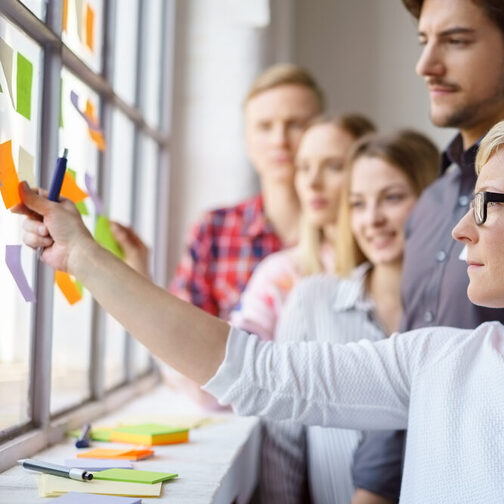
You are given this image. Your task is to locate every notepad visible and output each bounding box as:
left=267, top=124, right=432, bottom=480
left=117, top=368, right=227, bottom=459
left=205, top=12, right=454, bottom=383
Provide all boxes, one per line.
left=110, top=424, right=189, bottom=446
left=93, top=468, right=178, bottom=484
left=77, top=448, right=153, bottom=461
left=37, top=474, right=162, bottom=497
left=47, top=492, right=142, bottom=503
left=64, top=459, right=133, bottom=471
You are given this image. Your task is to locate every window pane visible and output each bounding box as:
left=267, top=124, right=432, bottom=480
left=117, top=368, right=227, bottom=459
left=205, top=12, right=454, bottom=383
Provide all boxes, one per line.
left=18, top=0, right=47, bottom=20
left=0, top=15, right=42, bottom=429
left=103, top=109, right=135, bottom=390
left=112, top=0, right=139, bottom=105
left=130, top=134, right=158, bottom=376
left=51, top=68, right=101, bottom=414
left=62, top=0, right=104, bottom=73
left=140, top=0, right=163, bottom=127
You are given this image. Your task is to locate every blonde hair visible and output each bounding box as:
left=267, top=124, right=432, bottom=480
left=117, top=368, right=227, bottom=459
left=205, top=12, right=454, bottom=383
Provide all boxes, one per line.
left=297, top=114, right=376, bottom=275
left=244, top=63, right=325, bottom=113
left=335, top=130, right=440, bottom=276
left=475, top=120, right=504, bottom=174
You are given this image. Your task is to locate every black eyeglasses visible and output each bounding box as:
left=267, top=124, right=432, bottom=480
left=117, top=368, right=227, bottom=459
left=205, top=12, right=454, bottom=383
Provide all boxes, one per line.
left=470, top=191, right=504, bottom=225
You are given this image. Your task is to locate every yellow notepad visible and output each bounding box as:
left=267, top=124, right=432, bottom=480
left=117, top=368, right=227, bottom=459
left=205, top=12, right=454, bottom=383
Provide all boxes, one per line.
left=110, top=424, right=189, bottom=446
left=37, top=474, right=162, bottom=498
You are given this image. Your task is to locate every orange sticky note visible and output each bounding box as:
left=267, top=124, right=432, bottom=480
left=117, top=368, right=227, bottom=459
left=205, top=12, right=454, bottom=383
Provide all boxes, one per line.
left=60, top=171, right=88, bottom=203
left=55, top=270, right=83, bottom=305
left=85, top=4, right=95, bottom=51
left=0, top=140, right=21, bottom=209
left=77, top=448, right=154, bottom=461
left=89, top=129, right=106, bottom=151
left=62, top=0, right=68, bottom=31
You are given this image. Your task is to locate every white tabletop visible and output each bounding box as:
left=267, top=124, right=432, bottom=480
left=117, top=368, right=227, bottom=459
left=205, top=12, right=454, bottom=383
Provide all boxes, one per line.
left=0, top=386, right=260, bottom=503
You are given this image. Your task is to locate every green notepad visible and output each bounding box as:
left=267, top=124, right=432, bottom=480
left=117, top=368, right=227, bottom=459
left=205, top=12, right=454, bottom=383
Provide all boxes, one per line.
left=92, top=468, right=178, bottom=484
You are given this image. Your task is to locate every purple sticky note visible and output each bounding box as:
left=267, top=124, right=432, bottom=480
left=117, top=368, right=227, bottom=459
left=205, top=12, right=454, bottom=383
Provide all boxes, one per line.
left=47, top=493, right=142, bottom=503
left=70, top=90, right=104, bottom=133
left=64, top=458, right=133, bottom=471
left=84, top=173, right=105, bottom=214
left=5, top=245, right=36, bottom=302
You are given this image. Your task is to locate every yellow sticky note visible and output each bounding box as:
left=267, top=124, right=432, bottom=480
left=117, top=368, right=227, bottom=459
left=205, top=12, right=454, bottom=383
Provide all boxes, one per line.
left=37, top=474, right=162, bottom=497
left=0, top=140, right=21, bottom=209
left=55, top=270, right=83, bottom=305
left=18, top=145, right=35, bottom=186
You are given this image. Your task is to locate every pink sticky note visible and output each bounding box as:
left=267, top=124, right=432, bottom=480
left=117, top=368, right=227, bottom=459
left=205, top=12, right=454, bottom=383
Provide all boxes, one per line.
left=5, top=245, right=36, bottom=302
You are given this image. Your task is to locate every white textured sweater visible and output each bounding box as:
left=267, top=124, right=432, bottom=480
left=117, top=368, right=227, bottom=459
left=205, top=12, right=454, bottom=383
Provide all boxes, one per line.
left=203, top=321, right=504, bottom=503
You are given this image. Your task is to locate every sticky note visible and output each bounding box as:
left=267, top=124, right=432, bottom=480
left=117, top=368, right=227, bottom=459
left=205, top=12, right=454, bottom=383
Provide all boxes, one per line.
left=68, top=426, right=112, bottom=442
left=5, top=245, right=36, bottom=302
left=37, top=474, right=161, bottom=497
left=0, top=37, right=15, bottom=108
left=68, top=168, right=89, bottom=215
left=62, top=0, right=68, bottom=32
left=55, top=270, right=83, bottom=305
left=94, top=215, right=125, bottom=259
left=18, top=145, right=35, bottom=186
left=75, top=0, right=84, bottom=42
left=0, top=140, right=21, bottom=209
left=77, top=448, right=154, bottom=461
left=70, top=91, right=106, bottom=151
left=93, top=468, right=178, bottom=484
left=111, top=424, right=189, bottom=446
left=84, top=173, right=104, bottom=214
left=47, top=493, right=141, bottom=503
left=64, top=459, right=133, bottom=471
left=60, top=171, right=88, bottom=203
left=85, top=5, right=95, bottom=51
left=16, top=52, right=33, bottom=120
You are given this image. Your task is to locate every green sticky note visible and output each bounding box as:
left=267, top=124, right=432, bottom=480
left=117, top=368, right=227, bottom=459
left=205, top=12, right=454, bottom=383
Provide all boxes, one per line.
left=94, top=215, right=124, bottom=259
left=0, top=83, right=2, bottom=92
left=16, top=52, right=33, bottom=120
left=67, top=168, right=88, bottom=215
left=93, top=468, right=178, bottom=484
left=69, top=427, right=112, bottom=441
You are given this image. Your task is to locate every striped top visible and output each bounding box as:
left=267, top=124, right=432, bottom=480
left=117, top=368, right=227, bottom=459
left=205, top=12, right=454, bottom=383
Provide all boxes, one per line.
left=269, top=264, right=388, bottom=504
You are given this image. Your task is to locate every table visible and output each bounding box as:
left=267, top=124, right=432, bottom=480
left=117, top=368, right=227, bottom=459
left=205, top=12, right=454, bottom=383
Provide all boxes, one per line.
left=0, top=386, right=261, bottom=503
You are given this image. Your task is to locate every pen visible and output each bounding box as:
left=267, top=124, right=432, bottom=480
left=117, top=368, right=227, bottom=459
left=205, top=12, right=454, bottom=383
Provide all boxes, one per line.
left=75, top=422, right=92, bottom=448
left=37, top=148, right=68, bottom=260
left=48, top=147, right=69, bottom=202
left=18, top=458, right=93, bottom=481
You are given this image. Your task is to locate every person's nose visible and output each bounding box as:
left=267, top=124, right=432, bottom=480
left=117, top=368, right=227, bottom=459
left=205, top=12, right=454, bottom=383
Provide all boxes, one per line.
left=307, top=165, right=323, bottom=188
left=365, top=201, right=386, bottom=227
left=452, top=209, right=478, bottom=245
left=270, top=122, right=288, bottom=147
left=415, top=40, right=445, bottom=79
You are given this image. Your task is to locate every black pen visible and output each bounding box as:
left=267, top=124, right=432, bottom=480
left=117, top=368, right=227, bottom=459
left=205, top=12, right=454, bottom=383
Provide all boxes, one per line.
left=18, top=458, right=93, bottom=481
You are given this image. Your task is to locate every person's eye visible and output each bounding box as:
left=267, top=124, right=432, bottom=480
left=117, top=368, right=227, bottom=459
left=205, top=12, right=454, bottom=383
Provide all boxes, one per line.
left=447, top=38, right=471, bottom=47
left=349, top=200, right=364, bottom=209
left=325, top=161, right=344, bottom=172
left=385, top=193, right=406, bottom=202
left=418, top=37, right=427, bottom=47
left=257, top=121, right=271, bottom=131
left=487, top=201, right=504, bottom=208
left=288, top=120, right=306, bottom=131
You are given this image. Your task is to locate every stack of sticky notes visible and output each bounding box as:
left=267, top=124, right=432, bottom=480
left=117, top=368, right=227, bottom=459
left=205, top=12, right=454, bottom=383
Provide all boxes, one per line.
left=76, top=448, right=154, bottom=461
left=93, top=468, right=178, bottom=484
left=69, top=423, right=190, bottom=446
left=37, top=474, right=162, bottom=498
left=47, top=493, right=142, bottom=503
left=110, top=424, right=190, bottom=446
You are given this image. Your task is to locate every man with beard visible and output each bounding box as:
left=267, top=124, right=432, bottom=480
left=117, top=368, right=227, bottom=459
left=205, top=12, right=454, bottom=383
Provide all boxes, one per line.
left=351, top=1, right=504, bottom=503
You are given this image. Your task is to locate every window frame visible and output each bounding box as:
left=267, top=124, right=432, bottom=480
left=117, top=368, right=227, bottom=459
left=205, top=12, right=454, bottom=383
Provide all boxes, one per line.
left=0, top=0, right=175, bottom=470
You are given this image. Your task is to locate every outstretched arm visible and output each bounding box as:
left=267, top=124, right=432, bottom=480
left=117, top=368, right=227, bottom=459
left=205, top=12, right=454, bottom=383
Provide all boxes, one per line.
left=15, top=182, right=229, bottom=385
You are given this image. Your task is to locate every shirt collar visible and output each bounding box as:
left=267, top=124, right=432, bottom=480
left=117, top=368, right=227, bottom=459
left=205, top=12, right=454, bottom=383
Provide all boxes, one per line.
left=441, top=133, right=481, bottom=177
left=242, top=194, right=276, bottom=238
left=331, top=262, right=373, bottom=313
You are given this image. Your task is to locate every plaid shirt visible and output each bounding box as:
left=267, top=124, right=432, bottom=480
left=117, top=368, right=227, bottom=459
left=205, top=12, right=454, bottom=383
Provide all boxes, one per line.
left=169, top=195, right=284, bottom=320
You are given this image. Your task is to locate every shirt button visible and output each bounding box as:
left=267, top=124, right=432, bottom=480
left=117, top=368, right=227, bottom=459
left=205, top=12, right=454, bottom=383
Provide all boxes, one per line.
left=424, top=311, right=434, bottom=323
left=458, top=195, right=470, bottom=206
left=436, top=250, right=447, bottom=262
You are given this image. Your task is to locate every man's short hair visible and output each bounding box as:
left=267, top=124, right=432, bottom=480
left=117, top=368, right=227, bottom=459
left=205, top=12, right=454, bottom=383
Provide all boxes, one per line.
left=402, top=0, right=504, bottom=37
left=244, top=63, right=325, bottom=112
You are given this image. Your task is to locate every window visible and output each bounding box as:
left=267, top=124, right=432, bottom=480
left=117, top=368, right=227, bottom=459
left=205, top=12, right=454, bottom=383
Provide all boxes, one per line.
left=0, top=0, right=174, bottom=469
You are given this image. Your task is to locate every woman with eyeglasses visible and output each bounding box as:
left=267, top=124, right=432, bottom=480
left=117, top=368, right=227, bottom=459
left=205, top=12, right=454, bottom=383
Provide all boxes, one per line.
left=14, top=120, right=504, bottom=503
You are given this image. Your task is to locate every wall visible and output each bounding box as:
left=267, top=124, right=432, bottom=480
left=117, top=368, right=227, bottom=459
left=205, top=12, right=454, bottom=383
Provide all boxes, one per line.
left=166, top=0, right=456, bottom=281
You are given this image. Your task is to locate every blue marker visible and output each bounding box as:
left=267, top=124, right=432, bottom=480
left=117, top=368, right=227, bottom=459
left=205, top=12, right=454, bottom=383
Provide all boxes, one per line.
left=75, top=423, right=92, bottom=449
left=37, top=148, right=69, bottom=260
left=48, top=148, right=68, bottom=201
